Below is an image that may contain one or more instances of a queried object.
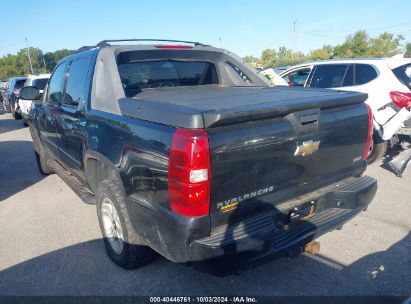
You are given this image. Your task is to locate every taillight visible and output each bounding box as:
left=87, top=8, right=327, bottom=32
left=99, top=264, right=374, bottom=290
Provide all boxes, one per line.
left=154, top=45, right=193, bottom=49
left=390, top=91, right=411, bottom=108
left=363, top=103, right=373, bottom=160
left=168, top=128, right=211, bottom=217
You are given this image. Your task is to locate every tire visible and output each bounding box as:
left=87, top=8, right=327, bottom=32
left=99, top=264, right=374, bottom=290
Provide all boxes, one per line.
left=34, top=150, right=53, bottom=175
left=5, top=102, right=11, bottom=113
left=12, top=102, right=22, bottom=120
left=11, top=102, right=15, bottom=118
left=367, top=131, right=388, bottom=164
left=97, top=178, right=154, bottom=269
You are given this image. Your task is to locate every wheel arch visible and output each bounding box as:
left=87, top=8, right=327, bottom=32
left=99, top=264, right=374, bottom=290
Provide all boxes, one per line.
left=83, top=151, right=124, bottom=195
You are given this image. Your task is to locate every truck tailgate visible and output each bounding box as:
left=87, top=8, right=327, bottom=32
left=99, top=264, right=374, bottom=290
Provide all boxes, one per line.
left=207, top=102, right=369, bottom=228
left=120, top=85, right=369, bottom=228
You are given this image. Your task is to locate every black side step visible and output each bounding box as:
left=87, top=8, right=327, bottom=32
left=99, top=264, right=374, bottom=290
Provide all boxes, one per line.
left=48, top=160, right=96, bottom=205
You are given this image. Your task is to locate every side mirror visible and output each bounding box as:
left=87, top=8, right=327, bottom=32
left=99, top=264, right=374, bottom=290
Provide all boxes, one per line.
left=20, top=86, right=40, bottom=100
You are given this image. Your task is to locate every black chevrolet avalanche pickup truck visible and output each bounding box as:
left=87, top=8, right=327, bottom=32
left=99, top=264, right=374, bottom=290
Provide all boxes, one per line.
left=19, top=39, right=377, bottom=273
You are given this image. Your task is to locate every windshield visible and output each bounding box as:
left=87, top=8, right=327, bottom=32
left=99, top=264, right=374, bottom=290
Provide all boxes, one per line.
left=14, top=79, right=26, bottom=90
left=117, top=60, right=218, bottom=97
left=392, top=63, right=411, bottom=91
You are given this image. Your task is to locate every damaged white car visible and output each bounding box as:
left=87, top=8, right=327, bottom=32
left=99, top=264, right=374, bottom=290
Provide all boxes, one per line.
left=280, top=58, right=411, bottom=175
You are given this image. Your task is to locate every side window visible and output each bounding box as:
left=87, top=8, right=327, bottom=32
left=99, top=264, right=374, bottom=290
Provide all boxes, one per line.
left=309, top=64, right=349, bottom=88
left=342, top=65, right=354, bottom=87
left=355, top=64, right=378, bottom=85
left=63, top=59, right=90, bottom=107
left=282, top=68, right=311, bottom=86
left=33, top=78, right=49, bottom=91
left=392, top=63, right=411, bottom=90
left=47, top=63, right=67, bottom=104
left=226, top=62, right=252, bottom=84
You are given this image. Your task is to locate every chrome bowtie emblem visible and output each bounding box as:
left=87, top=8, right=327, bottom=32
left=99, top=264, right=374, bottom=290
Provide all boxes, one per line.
left=294, top=140, right=320, bottom=157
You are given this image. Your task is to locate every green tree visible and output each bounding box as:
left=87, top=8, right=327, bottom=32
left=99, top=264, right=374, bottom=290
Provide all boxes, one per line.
left=277, top=46, right=291, bottom=59
left=243, top=55, right=259, bottom=64
left=310, top=45, right=333, bottom=60
left=405, top=43, right=411, bottom=57
left=261, top=48, right=277, bottom=66
left=0, top=54, right=19, bottom=79
left=53, top=49, right=73, bottom=62
left=369, top=32, right=404, bottom=57
left=334, top=30, right=369, bottom=58
left=43, top=49, right=73, bottom=72
left=43, top=52, right=57, bottom=72
left=16, top=47, right=47, bottom=75
left=350, top=30, right=369, bottom=57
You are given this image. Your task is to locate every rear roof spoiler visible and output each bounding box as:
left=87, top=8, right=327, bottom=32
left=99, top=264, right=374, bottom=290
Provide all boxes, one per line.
left=77, top=39, right=208, bottom=53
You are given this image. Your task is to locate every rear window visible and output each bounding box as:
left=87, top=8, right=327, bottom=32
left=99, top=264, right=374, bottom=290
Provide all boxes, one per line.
left=309, top=64, right=351, bottom=88
left=226, top=62, right=252, bottom=83
left=355, top=64, right=378, bottom=85
left=392, top=63, right=411, bottom=90
left=14, top=80, right=26, bottom=89
left=33, top=78, right=49, bottom=90
left=117, top=60, right=218, bottom=97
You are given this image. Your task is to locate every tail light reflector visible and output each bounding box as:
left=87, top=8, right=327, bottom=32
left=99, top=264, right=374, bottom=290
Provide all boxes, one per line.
left=363, top=103, right=373, bottom=160
left=390, top=91, right=411, bottom=108
left=168, top=128, right=211, bottom=217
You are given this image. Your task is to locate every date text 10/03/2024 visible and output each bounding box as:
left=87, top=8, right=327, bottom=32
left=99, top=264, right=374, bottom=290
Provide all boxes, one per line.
left=149, top=297, right=258, bottom=303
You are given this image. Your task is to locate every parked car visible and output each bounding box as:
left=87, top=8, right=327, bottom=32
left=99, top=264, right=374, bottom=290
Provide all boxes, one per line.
left=0, top=83, right=7, bottom=106
left=0, top=80, right=8, bottom=105
left=20, top=40, right=376, bottom=273
left=1, top=77, right=27, bottom=116
left=18, top=74, right=50, bottom=126
left=280, top=58, right=411, bottom=163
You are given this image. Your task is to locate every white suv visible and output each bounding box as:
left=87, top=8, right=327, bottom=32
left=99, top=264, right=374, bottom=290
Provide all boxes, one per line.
left=19, top=74, right=50, bottom=126
left=280, top=58, right=411, bottom=163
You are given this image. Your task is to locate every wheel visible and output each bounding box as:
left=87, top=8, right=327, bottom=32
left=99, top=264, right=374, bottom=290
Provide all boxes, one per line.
left=15, top=111, right=22, bottom=120
left=367, top=131, right=388, bottom=164
left=12, top=102, right=22, bottom=120
left=5, top=102, right=11, bottom=113
left=11, top=102, right=15, bottom=118
left=34, top=150, right=53, bottom=175
left=97, top=178, right=154, bottom=269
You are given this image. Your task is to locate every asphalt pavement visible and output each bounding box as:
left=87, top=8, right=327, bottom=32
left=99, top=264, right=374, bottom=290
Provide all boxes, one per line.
left=0, top=110, right=410, bottom=296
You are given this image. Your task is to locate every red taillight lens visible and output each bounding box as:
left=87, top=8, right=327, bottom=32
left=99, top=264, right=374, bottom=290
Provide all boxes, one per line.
left=154, top=45, right=193, bottom=49
left=390, top=91, right=411, bottom=108
left=363, top=103, right=373, bottom=160
left=168, top=128, right=211, bottom=217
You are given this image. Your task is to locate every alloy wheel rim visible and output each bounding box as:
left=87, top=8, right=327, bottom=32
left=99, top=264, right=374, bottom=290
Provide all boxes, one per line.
left=101, top=198, right=124, bottom=254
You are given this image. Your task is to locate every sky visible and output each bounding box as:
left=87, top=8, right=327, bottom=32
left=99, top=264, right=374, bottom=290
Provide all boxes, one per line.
left=1, top=0, right=411, bottom=58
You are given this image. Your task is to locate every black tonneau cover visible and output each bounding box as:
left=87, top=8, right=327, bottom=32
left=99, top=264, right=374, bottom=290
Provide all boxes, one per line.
left=118, top=86, right=368, bottom=128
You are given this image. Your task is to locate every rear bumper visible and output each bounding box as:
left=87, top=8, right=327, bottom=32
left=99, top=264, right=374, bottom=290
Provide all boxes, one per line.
left=127, top=175, right=377, bottom=268
left=189, top=175, right=377, bottom=268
